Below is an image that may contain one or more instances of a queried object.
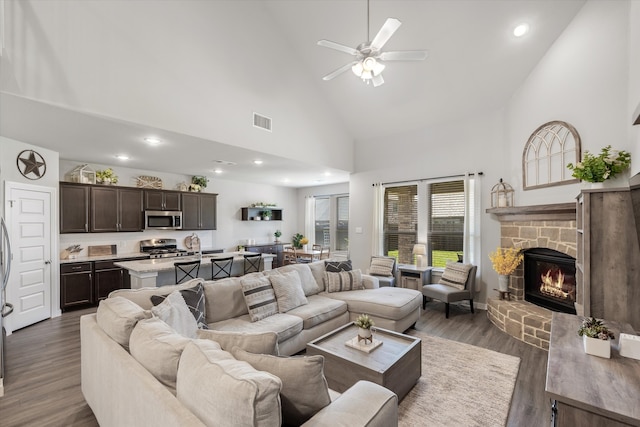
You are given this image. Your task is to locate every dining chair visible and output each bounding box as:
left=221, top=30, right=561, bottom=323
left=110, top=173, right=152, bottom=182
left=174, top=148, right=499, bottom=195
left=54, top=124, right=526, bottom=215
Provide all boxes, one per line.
left=210, top=256, right=234, bottom=280
left=320, top=246, right=330, bottom=260
left=283, top=247, right=298, bottom=265
left=243, top=253, right=262, bottom=274
left=174, top=260, right=201, bottom=284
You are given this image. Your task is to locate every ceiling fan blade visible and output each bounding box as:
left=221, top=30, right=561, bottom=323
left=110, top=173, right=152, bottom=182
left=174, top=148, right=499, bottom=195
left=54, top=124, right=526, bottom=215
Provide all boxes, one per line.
left=370, top=18, right=402, bottom=50
left=322, top=62, right=357, bottom=81
left=372, top=73, right=384, bottom=87
left=380, top=50, right=428, bottom=61
left=317, top=40, right=359, bottom=56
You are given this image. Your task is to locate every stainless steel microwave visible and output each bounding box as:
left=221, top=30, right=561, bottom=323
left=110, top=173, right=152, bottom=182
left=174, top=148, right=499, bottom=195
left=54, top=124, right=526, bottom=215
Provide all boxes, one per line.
left=144, top=210, right=183, bottom=230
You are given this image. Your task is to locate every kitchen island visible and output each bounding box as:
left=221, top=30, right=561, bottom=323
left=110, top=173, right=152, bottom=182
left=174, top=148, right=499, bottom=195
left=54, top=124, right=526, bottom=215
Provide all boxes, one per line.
left=115, top=252, right=275, bottom=288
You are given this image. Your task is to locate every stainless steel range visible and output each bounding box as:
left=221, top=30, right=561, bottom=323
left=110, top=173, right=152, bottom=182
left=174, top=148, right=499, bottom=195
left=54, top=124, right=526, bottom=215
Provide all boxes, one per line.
left=140, top=238, right=194, bottom=259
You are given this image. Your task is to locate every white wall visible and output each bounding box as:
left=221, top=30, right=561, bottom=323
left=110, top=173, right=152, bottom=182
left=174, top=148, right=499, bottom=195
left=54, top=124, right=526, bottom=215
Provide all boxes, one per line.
left=629, top=0, right=640, bottom=176
left=58, top=159, right=299, bottom=256
left=349, top=109, right=505, bottom=305
left=506, top=0, right=631, bottom=205
left=1, top=0, right=354, bottom=172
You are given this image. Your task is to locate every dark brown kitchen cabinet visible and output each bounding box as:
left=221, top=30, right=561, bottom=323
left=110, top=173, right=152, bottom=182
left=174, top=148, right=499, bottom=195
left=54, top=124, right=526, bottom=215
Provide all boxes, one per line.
left=60, top=183, right=90, bottom=233
left=182, top=193, right=217, bottom=230
left=60, top=262, right=93, bottom=310
left=91, top=186, right=143, bottom=232
left=144, top=190, right=181, bottom=211
left=94, top=260, right=131, bottom=300
left=244, top=243, right=286, bottom=268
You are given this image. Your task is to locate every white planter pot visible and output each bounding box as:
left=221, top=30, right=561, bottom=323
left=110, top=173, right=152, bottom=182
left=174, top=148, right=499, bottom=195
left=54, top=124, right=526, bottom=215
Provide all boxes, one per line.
left=358, top=327, right=372, bottom=339
left=583, top=335, right=611, bottom=358
left=498, top=275, right=510, bottom=292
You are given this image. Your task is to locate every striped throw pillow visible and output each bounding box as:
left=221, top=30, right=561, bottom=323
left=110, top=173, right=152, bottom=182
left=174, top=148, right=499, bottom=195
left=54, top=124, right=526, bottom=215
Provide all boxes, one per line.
left=324, top=269, right=363, bottom=293
left=369, top=257, right=395, bottom=277
left=241, top=276, right=278, bottom=322
left=439, top=262, right=473, bottom=290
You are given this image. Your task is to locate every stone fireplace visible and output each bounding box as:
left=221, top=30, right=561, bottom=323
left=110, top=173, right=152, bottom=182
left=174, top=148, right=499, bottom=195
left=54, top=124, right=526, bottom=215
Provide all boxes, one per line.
left=486, top=203, right=577, bottom=350
left=523, top=248, right=576, bottom=314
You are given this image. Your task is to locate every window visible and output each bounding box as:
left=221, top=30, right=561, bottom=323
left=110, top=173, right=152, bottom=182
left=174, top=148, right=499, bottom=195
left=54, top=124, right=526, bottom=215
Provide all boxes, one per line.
left=429, top=181, right=464, bottom=267
left=383, top=180, right=466, bottom=267
left=314, top=195, right=349, bottom=252
left=383, top=185, right=417, bottom=264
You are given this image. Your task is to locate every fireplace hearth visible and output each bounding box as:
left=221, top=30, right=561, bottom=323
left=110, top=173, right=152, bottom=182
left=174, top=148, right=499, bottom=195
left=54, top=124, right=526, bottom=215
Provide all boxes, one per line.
left=524, top=248, right=576, bottom=314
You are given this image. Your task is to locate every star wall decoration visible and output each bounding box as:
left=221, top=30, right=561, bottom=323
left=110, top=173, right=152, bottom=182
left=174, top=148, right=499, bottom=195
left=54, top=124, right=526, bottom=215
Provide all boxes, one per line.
left=17, top=150, right=47, bottom=180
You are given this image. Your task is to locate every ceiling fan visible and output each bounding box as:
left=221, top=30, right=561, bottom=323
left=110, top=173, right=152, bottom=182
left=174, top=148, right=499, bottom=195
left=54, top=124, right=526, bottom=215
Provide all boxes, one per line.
left=317, top=0, right=428, bottom=87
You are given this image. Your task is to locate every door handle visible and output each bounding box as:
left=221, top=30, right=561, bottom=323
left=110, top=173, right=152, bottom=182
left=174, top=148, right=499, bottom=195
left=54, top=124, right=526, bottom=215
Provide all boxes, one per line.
left=44, top=260, right=51, bottom=265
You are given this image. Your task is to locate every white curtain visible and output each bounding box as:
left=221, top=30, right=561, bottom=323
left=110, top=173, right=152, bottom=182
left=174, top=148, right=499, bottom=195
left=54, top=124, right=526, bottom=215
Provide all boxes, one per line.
left=463, top=173, right=482, bottom=286
left=372, top=183, right=385, bottom=255
left=304, top=196, right=315, bottom=246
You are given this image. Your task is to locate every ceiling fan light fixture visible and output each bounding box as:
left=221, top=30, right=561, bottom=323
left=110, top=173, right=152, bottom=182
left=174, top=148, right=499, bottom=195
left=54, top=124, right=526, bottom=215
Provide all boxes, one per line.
left=352, top=61, right=364, bottom=76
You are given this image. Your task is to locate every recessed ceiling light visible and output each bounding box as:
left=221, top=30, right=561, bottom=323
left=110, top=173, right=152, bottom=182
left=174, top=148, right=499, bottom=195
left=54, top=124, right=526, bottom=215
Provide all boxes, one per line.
left=213, top=169, right=223, bottom=174
left=115, top=155, right=130, bottom=160
left=324, top=172, right=332, bottom=176
left=253, top=160, right=263, bottom=165
left=144, top=137, right=161, bottom=145
left=212, top=160, right=237, bottom=166
left=513, top=23, right=529, bottom=37
left=282, top=178, right=290, bottom=183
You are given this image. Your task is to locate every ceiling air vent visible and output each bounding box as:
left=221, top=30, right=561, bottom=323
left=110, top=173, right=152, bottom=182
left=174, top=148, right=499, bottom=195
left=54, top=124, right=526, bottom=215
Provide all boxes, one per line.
left=253, top=113, right=272, bottom=132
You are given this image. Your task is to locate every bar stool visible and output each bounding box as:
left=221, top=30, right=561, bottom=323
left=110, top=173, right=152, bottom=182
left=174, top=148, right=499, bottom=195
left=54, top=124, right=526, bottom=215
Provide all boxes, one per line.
left=243, top=253, right=262, bottom=274
left=211, top=256, right=234, bottom=280
left=174, top=260, right=201, bottom=284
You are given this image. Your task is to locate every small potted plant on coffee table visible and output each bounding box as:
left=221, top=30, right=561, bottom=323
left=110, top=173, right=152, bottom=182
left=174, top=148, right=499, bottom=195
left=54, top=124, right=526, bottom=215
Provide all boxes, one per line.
left=578, top=316, right=615, bottom=358
left=355, top=314, right=375, bottom=344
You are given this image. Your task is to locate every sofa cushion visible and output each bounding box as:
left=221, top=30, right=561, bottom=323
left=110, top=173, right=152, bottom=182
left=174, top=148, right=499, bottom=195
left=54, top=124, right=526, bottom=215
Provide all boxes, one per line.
left=129, top=317, right=200, bottom=393
left=109, top=278, right=205, bottom=309
left=150, top=282, right=208, bottom=330
left=240, top=275, right=279, bottom=322
left=286, top=295, right=348, bottom=330
left=177, top=340, right=282, bottom=427
left=325, top=269, right=363, bottom=293
left=324, top=260, right=352, bottom=272
left=308, top=261, right=327, bottom=292
left=151, top=291, right=199, bottom=339
left=203, top=277, right=248, bottom=322
left=270, top=270, right=308, bottom=313
left=369, top=257, right=395, bottom=277
left=439, top=261, right=473, bottom=290
left=196, top=329, right=279, bottom=355
left=96, top=296, right=151, bottom=350
left=231, top=348, right=331, bottom=427
left=208, top=313, right=303, bottom=343
left=276, top=264, right=320, bottom=296
left=324, top=287, right=422, bottom=321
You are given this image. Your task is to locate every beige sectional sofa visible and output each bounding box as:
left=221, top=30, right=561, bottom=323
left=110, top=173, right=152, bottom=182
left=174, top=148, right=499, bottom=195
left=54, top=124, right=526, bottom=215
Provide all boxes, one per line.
left=81, top=260, right=422, bottom=426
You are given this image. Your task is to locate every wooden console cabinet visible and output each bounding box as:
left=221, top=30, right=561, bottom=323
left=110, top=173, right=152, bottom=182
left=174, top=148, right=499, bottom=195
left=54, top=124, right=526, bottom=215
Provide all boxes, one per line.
left=546, top=312, right=640, bottom=426
left=244, top=242, right=286, bottom=268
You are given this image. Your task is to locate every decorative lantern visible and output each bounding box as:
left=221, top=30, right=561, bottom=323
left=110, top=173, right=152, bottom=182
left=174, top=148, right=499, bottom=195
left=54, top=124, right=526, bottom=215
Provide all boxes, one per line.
left=68, top=164, right=96, bottom=184
left=412, top=244, right=427, bottom=268
left=491, top=178, right=514, bottom=208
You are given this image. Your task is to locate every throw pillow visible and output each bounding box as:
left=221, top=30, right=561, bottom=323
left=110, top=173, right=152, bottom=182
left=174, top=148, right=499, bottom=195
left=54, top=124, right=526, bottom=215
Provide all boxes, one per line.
left=276, top=264, right=320, bottom=296
left=95, top=296, right=151, bottom=350
left=231, top=347, right=331, bottom=427
left=369, top=257, right=395, bottom=277
left=240, top=275, right=279, bottom=322
left=151, top=291, right=199, bottom=338
left=324, top=269, right=363, bottom=293
left=197, top=329, right=279, bottom=355
left=150, top=283, right=208, bottom=329
left=177, top=340, right=282, bottom=427
left=129, top=317, right=198, bottom=393
left=324, top=260, right=352, bottom=272
left=269, top=270, right=308, bottom=313
left=439, top=261, right=474, bottom=290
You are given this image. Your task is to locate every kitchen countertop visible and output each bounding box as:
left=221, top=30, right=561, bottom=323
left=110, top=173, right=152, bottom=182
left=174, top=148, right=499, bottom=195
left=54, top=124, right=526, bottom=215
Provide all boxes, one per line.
left=60, top=252, right=150, bottom=264
left=114, top=251, right=275, bottom=274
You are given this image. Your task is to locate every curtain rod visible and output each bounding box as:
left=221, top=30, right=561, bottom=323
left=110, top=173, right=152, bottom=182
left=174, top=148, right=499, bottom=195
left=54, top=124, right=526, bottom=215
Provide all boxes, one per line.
left=372, top=172, right=483, bottom=187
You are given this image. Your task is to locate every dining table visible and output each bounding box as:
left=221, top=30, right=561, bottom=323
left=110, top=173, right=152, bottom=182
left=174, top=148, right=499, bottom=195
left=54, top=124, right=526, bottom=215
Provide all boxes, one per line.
left=284, top=248, right=322, bottom=263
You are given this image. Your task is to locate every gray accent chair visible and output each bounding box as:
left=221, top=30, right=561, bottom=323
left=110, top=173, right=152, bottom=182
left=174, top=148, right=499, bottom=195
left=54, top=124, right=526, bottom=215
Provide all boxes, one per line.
left=369, top=256, right=397, bottom=287
left=422, top=265, right=477, bottom=318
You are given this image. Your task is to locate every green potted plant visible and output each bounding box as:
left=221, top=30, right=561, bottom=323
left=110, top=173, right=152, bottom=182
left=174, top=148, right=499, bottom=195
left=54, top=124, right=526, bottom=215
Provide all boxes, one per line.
left=190, top=176, right=209, bottom=192
left=274, top=230, right=282, bottom=242
left=354, top=313, right=375, bottom=342
left=567, top=145, right=631, bottom=183
left=292, top=233, right=304, bottom=249
left=96, top=168, right=118, bottom=185
left=261, top=210, right=272, bottom=220
left=578, top=317, right=615, bottom=358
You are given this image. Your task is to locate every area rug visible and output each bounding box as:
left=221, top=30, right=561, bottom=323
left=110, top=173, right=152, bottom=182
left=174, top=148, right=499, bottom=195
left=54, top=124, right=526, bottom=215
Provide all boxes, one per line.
left=398, top=331, right=520, bottom=427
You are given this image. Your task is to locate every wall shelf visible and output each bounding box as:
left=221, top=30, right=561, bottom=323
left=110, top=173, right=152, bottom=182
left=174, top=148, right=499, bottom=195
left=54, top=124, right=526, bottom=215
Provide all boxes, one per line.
left=241, top=207, right=283, bottom=221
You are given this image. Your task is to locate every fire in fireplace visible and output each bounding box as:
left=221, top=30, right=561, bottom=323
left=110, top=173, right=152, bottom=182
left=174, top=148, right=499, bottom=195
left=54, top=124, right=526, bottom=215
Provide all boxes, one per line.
left=524, top=248, right=576, bottom=314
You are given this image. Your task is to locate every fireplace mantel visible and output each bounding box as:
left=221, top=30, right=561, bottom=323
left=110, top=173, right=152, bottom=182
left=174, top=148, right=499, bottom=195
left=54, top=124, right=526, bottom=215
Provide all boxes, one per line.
left=486, top=202, right=576, bottom=221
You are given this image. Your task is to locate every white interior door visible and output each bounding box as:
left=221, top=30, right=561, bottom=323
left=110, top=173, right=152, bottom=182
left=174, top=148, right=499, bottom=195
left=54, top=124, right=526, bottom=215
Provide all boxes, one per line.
left=5, top=183, right=53, bottom=334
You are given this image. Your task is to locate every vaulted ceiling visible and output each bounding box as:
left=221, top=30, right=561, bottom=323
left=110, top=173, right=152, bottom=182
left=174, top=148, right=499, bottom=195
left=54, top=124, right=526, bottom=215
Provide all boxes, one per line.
left=0, top=0, right=585, bottom=187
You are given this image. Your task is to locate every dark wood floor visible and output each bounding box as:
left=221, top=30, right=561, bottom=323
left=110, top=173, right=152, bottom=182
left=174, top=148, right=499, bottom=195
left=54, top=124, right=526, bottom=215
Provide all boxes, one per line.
left=0, top=301, right=550, bottom=426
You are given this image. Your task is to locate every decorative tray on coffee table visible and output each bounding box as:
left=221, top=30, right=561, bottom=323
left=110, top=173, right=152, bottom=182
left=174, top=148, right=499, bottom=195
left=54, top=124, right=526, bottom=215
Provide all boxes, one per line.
left=345, top=337, right=383, bottom=353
